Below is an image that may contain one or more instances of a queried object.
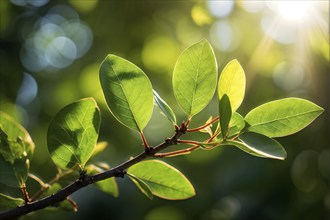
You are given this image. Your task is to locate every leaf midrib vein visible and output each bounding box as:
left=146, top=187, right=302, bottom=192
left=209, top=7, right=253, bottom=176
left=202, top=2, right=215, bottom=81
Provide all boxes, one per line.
left=249, top=110, right=321, bottom=127
left=110, top=66, right=140, bottom=130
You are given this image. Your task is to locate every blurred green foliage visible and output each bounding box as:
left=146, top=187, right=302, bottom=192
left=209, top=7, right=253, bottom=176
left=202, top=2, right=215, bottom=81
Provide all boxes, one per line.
left=0, top=0, right=329, bottom=219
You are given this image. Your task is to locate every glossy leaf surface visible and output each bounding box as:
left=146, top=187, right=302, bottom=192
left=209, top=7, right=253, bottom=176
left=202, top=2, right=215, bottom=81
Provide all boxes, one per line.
left=127, top=173, right=153, bottom=200
left=127, top=160, right=195, bottom=200
left=153, top=90, right=176, bottom=124
left=245, top=98, right=324, bottom=137
left=173, top=39, right=217, bottom=117
left=219, top=94, right=232, bottom=139
left=228, top=112, right=245, bottom=137
left=100, top=54, right=154, bottom=131
left=224, top=132, right=287, bottom=160
left=218, top=59, right=245, bottom=112
left=47, top=98, right=100, bottom=169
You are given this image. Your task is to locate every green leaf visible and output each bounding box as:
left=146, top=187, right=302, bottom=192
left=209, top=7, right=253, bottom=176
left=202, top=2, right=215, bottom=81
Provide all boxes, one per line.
left=223, top=132, right=287, bottom=160
left=219, top=94, right=232, bottom=139
left=127, top=173, right=153, bottom=200
left=218, top=59, right=245, bottom=112
left=0, top=193, right=24, bottom=211
left=86, top=164, right=119, bottom=197
left=245, top=98, right=324, bottom=137
left=228, top=112, right=245, bottom=137
left=0, top=112, right=34, bottom=187
left=47, top=98, right=101, bottom=169
left=127, top=160, right=195, bottom=200
left=100, top=54, right=154, bottom=131
left=90, top=141, right=108, bottom=159
left=153, top=90, right=176, bottom=124
left=173, top=39, right=218, bottom=117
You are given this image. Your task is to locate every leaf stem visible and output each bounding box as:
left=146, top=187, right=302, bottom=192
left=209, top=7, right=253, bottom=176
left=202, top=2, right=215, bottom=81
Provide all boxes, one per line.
left=0, top=125, right=187, bottom=219
left=66, top=197, right=78, bottom=212
left=28, top=174, right=49, bottom=188
left=207, top=130, right=221, bottom=143
left=154, top=145, right=200, bottom=158
left=140, top=132, right=149, bottom=149
left=30, top=170, right=74, bottom=202
left=187, top=116, right=219, bottom=132
left=20, top=184, right=30, bottom=204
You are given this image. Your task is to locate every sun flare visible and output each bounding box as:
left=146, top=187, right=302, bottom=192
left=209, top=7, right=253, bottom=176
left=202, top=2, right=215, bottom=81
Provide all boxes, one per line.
left=275, top=1, right=311, bottom=21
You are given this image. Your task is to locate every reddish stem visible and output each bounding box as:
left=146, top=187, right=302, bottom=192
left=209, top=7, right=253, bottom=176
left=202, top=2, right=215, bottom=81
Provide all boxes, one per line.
left=66, top=197, right=78, bottom=212
left=177, top=139, right=202, bottom=145
left=21, top=184, right=30, bottom=204
left=140, top=132, right=149, bottom=149
left=154, top=145, right=200, bottom=158
left=207, top=130, right=221, bottom=143
left=187, top=116, right=219, bottom=132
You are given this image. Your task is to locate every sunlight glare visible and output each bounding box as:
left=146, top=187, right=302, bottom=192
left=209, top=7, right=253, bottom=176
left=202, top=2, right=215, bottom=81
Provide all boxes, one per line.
left=271, top=1, right=312, bottom=21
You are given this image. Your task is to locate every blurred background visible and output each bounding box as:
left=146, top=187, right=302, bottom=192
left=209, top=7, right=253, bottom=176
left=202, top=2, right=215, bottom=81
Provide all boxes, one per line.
left=0, top=0, right=329, bottom=219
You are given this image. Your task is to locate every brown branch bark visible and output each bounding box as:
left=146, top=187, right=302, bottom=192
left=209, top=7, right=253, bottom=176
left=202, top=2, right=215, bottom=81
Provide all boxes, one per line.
left=0, top=124, right=187, bottom=220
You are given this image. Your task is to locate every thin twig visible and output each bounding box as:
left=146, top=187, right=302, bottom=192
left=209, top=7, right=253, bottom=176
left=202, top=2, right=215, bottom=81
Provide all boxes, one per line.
left=186, top=116, right=219, bottom=132
left=30, top=170, right=74, bottom=202
left=140, top=132, right=149, bottom=150
left=154, top=145, right=200, bottom=158
left=0, top=124, right=188, bottom=220
left=28, top=174, right=49, bottom=188
left=20, top=184, right=30, bottom=204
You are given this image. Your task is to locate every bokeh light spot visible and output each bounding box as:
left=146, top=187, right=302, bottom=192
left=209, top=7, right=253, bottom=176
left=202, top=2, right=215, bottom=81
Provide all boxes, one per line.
left=63, top=21, right=93, bottom=58
left=207, top=0, right=234, bottom=18
left=16, top=73, right=38, bottom=106
left=20, top=5, right=93, bottom=73
left=191, top=5, right=212, bottom=26
left=241, top=0, right=265, bottom=13
left=79, top=63, right=105, bottom=105
left=267, top=1, right=311, bottom=21
left=45, top=36, right=77, bottom=68
left=261, top=15, right=297, bottom=44
left=210, top=20, right=240, bottom=52
left=10, top=0, right=49, bottom=7
left=69, top=0, right=98, bottom=13
left=142, top=36, right=179, bottom=73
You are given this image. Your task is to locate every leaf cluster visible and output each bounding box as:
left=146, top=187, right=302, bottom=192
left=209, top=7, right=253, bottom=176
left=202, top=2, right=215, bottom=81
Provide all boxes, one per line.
left=0, top=39, right=323, bottom=218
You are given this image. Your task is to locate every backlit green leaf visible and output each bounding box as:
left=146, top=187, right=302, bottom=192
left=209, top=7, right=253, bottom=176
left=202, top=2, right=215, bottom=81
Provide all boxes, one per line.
left=100, top=54, right=154, bottom=131
left=47, top=98, right=100, bottom=169
left=86, top=164, right=119, bottom=198
left=0, top=112, right=34, bottom=187
left=127, top=160, right=195, bottom=200
left=245, top=98, right=324, bottom=137
left=223, top=132, right=287, bottom=160
left=219, top=94, right=232, bottom=139
left=153, top=90, right=176, bottom=124
left=127, top=173, right=153, bottom=200
left=218, top=59, right=245, bottom=112
left=0, top=193, right=24, bottom=211
left=90, top=141, right=108, bottom=159
left=228, top=112, right=245, bottom=137
left=173, top=39, right=217, bottom=117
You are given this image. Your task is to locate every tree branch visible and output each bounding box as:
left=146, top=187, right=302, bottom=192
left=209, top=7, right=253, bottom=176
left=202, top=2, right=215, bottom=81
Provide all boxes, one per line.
left=0, top=123, right=187, bottom=220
